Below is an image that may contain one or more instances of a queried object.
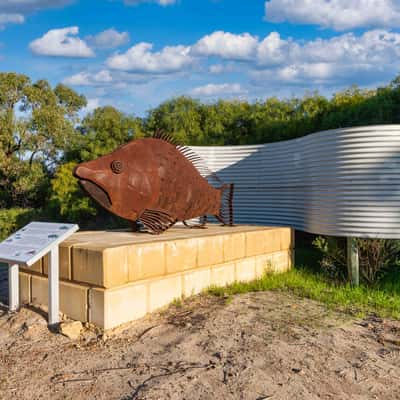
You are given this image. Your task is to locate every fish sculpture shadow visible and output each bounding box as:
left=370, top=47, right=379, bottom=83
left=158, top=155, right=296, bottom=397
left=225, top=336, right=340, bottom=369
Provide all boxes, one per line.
left=73, top=131, right=234, bottom=234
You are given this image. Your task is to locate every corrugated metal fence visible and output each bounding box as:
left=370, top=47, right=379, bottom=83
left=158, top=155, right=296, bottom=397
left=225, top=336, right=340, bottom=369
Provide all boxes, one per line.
left=191, top=125, right=400, bottom=239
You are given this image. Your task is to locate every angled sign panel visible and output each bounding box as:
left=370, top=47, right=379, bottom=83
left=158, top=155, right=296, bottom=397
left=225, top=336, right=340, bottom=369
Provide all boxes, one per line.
left=0, top=222, right=78, bottom=266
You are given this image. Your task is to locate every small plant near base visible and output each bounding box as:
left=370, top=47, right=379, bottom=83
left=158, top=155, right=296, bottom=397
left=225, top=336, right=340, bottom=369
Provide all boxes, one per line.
left=171, top=297, right=183, bottom=308
left=313, top=236, right=347, bottom=281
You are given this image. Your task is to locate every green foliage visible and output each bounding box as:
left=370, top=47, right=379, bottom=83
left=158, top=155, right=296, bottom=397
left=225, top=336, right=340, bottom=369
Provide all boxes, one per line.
left=0, top=208, right=39, bottom=241
left=313, top=236, right=348, bottom=281
left=0, top=72, right=87, bottom=209
left=207, top=267, right=400, bottom=319
left=313, top=236, right=400, bottom=284
left=72, top=106, right=145, bottom=162
left=49, top=162, right=96, bottom=223
left=143, top=82, right=400, bottom=146
left=146, top=97, right=204, bottom=144
left=357, top=239, right=400, bottom=284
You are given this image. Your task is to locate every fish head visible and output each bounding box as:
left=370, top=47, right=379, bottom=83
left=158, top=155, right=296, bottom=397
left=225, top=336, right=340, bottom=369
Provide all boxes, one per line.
left=73, top=141, right=155, bottom=221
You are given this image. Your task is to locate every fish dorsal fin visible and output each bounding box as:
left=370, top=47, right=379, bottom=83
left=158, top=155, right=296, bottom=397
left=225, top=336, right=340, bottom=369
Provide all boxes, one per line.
left=152, top=129, right=180, bottom=146
left=152, top=129, right=223, bottom=186
left=176, top=145, right=223, bottom=186
left=140, top=208, right=177, bottom=234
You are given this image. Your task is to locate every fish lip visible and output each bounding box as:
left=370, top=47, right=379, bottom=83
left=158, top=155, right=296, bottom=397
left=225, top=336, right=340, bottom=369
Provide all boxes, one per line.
left=72, top=165, right=80, bottom=179
left=78, top=178, right=112, bottom=210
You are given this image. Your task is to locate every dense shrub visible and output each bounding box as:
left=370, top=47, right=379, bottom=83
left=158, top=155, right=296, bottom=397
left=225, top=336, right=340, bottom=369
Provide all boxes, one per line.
left=313, top=236, right=347, bottom=281
left=49, top=162, right=96, bottom=223
left=313, top=236, right=400, bottom=284
left=357, top=240, right=400, bottom=284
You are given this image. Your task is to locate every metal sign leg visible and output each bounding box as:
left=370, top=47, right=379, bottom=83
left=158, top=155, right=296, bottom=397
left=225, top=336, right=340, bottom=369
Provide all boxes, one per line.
left=48, top=246, right=59, bottom=326
left=8, top=264, right=19, bottom=312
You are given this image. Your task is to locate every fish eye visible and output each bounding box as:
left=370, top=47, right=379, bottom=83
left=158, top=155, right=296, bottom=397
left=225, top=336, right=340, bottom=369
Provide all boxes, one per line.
left=111, top=160, right=123, bottom=174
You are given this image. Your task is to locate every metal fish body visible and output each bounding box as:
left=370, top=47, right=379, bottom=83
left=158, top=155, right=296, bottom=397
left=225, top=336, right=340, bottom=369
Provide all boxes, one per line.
left=73, top=132, right=234, bottom=233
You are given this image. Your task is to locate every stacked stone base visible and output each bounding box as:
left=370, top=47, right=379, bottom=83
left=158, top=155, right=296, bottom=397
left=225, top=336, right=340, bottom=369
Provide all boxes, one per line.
left=18, top=225, right=294, bottom=330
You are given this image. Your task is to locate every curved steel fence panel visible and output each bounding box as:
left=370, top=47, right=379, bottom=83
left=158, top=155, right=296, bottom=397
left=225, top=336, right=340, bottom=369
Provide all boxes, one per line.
left=190, top=125, right=400, bottom=239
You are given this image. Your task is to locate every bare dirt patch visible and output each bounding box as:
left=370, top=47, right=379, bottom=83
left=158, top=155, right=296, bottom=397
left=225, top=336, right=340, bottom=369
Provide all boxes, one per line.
left=1, top=291, right=400, bottom=400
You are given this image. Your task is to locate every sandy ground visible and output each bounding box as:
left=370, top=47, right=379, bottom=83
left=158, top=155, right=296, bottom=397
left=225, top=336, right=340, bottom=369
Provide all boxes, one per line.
left=0, top=290, right=400, bottom=400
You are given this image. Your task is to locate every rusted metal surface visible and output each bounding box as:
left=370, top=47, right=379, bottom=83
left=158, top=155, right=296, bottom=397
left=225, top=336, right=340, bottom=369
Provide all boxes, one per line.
left=73, top=131, right=234, bottom=234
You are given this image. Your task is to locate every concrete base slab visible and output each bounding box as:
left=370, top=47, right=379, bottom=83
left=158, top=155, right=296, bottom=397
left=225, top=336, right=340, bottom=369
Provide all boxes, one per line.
left=19, top=225, right=294, bottom=330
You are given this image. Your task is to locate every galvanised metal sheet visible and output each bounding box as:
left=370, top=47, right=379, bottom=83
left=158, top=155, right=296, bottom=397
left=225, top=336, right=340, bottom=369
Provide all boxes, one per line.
left=191, top=125, right=400, bottom=239
left=0, top=222, right=79, bottom=266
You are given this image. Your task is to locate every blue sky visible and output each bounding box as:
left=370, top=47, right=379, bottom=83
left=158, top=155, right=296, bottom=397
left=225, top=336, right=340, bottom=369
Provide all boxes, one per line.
left=1, top=0, right=400, bottom=116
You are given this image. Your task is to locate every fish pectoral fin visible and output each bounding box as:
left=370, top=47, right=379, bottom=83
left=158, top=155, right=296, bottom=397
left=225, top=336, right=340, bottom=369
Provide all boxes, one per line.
left=140, top=209, right=177, bottom=234
left=183, top=217, right=208, bottom=229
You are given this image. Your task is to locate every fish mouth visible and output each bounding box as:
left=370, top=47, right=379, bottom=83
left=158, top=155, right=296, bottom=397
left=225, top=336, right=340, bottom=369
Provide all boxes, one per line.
left=78, top=179, right=112, bottom=210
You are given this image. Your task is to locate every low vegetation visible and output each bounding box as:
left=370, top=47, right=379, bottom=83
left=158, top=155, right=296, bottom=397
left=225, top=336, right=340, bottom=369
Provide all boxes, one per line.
left=314, top=236, right=400, bottom=284
left=208, top=267, right=400, bottom=319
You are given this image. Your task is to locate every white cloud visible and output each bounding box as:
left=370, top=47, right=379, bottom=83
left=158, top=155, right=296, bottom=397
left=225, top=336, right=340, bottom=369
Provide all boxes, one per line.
left=63, top=70, right=113, bottom=86
left=66, top=27, right=400, bottom=106
left=87, top=28, right=130, bottom=49
left=191, top=83, right=246, bottom=97
left=124, top=0, right=177, bottom=5
left=192, top=31, right=258, bottom=60
left=209, top=63, right=235, bottom=74
left=0, top=0, right=72, bottom=13
left=0, top=13, right=24, bottom=29
left=265, top=0, right=400, bottom=31
left=63, top=69, right=153, bottom=89
left=106, top=42, right=193, bottom=73
left=209, top=64, right=224, bottom=74
left=0, top=0, right=72, bottom=28
left=269, top=30, right=400, bottom=67
left=257, top=32, right=300, bottom=67
left=252, top=63, right=338, bottom=85
left=83, top=98, right=101, bottom=113
left=251, top=29, right=400, bottom=85
left=188, top=29, right=400, bottom=86
left=29, top=26, right=95, bottom=58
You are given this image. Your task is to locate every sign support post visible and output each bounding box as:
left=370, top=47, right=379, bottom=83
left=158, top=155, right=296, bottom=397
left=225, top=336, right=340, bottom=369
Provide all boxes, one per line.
left=8, top=263, right=19, bottom=312
left=48, top=246, right=59, bottom=326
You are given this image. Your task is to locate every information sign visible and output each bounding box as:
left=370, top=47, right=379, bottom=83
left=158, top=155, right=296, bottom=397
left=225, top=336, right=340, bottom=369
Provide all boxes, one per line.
left=0, top=222, right=78, bottom=266
left=0, top=222, right=79, bottom=326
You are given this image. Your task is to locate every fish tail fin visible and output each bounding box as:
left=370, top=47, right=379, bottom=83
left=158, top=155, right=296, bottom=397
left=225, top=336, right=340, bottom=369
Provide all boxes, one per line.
left=216, top=183, right=234, bottom=226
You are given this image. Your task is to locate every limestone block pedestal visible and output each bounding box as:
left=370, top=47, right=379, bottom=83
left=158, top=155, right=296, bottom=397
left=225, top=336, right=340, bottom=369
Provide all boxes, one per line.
left=19, top=225, right=294, bottom=330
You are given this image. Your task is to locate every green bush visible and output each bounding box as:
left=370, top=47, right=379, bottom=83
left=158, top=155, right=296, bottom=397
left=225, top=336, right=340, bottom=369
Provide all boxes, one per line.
left=0, top=208, right=39, bottom=240
left=49, top=162, right=97, bottom=223
left=313, top=236, right=400, bottom=284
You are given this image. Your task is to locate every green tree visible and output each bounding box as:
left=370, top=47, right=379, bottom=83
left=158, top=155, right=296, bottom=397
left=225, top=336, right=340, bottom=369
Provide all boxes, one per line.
left=0, top=73, right=86, bottom=208
left=49, top=162, right=96, bottom=222
left=70, top=106, right=144, bottom=162
left=146, top=96, right=204, bottom=144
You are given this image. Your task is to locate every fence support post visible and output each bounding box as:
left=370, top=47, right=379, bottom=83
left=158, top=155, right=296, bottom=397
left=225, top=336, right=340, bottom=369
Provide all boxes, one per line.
left=347, top=237, right=359, bottom=286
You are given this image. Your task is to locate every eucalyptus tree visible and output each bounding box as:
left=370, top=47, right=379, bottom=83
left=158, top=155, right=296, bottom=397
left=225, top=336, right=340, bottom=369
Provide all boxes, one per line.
left=0, top=72, right=86, bottom=208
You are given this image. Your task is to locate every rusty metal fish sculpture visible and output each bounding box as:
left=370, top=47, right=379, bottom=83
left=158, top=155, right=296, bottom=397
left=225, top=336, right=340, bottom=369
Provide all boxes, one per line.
left=73, top=131, right=234, bottom=234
